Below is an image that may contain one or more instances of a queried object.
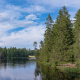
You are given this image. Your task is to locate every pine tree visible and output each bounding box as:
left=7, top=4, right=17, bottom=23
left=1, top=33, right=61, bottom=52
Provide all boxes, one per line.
left=73, top=9, right=80, bottom=66
left=40, top=14, right=54, bottom=62
left=51, top=6, right=74, bottom=63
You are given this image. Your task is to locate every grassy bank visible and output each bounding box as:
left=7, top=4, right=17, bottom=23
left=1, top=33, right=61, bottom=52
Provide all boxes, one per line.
left=39, top=61, right=80, bottom=74
left=58, top=67, right=80, bottom=74
left=29, top=55, right=35, bottom=57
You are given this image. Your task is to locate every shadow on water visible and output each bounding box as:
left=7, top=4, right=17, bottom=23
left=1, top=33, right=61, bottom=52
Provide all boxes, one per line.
left=34, top=62, right=80, bottom=80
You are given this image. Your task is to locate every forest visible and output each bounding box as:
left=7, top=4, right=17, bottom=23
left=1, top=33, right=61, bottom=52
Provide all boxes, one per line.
left=0, top=47, right=35, bottom=59
left=34, top=6, right=80, bottom=67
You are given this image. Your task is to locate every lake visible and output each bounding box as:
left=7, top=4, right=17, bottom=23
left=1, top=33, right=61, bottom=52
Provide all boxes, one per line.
left=0, top=58, right=80, bottom=80
left=0, top=58, right=40, bottom=80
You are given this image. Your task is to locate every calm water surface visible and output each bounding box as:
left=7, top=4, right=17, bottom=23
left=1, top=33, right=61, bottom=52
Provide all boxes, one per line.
left=0, top=58, right=80, bottom=80
left=0, top=58, right=40, bottom=80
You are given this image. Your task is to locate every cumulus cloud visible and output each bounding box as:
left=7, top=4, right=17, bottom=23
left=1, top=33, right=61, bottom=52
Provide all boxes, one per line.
left=0, top=1, right=47, bottom=49
left=0, top=9, right=38, bottom=30
left=25, top=14, right=39, bottom=20
left=0, top=24, right=46, bottom=49
left=0, top=4, right=40, bottom=49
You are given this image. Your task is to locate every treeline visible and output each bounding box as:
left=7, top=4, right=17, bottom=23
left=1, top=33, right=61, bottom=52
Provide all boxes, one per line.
left=34, top=6, right=80, bottom=66
left=0, top=47, right=35, bottom=59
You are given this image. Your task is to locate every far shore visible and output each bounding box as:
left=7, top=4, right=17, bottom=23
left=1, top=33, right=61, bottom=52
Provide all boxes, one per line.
left=29, top=55, right=35, bottom=57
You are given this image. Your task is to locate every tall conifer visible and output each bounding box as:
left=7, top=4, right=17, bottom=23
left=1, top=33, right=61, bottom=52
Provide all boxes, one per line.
left=40, top=14, right=54, bottom=62
left=51, top=6, right=74, bottom=63
left=73, top=9, right=80, bottom=65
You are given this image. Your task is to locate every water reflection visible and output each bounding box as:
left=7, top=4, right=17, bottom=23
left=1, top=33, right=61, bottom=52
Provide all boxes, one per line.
left=34, top=62, right=41, bottom=80
left=0, top=59, right=80, bottom=80
left=34, top=63, right=80, bottom=80
left=0, top=59, right=37, bottom=80
left=0, top=59, right=36, bottom=69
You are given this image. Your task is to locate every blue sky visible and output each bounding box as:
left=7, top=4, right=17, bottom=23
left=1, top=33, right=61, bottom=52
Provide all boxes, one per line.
left=0, top=0, right=80, bottom=50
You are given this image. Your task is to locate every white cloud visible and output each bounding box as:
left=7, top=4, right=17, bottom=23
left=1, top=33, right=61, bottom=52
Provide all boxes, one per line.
left=25, top=14, right=38, bottom=20
left=0, top=9, right=38, bottom=30
left=26, top=0, right=80, bottom=9
left=0, top=5, right=39, bottom=49
left=26, top=5, right=47, bottom=13
left=0, top=24, right=46, bottom=49
left=6, top=4, right=47, bottom=13
left=10, top=20, right=37, bottom=28
left=0, top=2, right=45, bottom=49
left=0, top=0, right=79, bottom=49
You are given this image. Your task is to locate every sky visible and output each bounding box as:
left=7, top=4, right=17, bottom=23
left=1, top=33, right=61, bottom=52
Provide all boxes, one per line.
left=0, top=0, right=80, bottom=50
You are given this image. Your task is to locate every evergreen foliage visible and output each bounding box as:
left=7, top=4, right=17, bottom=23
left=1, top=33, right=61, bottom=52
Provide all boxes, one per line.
left=40, top=14, right=54, bottom=62
left=33, top=41, right=40, bottom=60
left=51, top=6, right=74, bottom=63
left=0, top=47, right=35, bottom=59
left=39, top=6, right=76, bottom=66
left=73, top=9, right=80, bottom=66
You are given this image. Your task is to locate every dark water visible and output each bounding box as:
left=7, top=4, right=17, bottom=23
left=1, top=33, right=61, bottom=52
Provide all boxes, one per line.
left=0, top=58, right=80, bottom=80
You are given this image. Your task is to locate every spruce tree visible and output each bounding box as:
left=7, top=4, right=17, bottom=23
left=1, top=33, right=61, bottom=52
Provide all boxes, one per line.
left=73, top=9, right=80, bottom=65
left=40, top=14, right=54, bottom=62
left=51, top=6, right=74, bottom=63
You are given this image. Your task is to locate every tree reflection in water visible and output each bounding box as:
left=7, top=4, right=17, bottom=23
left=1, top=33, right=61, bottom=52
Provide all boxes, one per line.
left=0, top=59, right=36, bottom=69
left=34, top=62, right=80, bottom=80
left=34, top=62, right=41, bottom=80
